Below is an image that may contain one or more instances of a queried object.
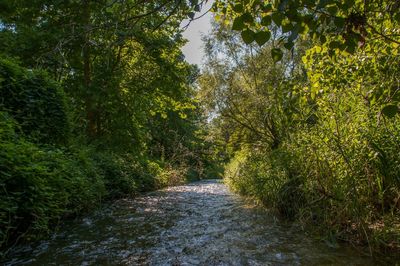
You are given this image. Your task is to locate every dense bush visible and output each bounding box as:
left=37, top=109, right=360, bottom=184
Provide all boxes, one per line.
left=225, top=126, right=400, bottom=249
left=0, top=112, right=193, bottom=251
left=286, top=102, right=400, bottom=249
left=0, top=58, right=70, bottom=145
left=0, top=110, right=202, bottom=251
left=0, top=112, right=105, bottom=249
left=223, top=91, right=400, bottom=250
left=93, top=153, right=140, bottom=197
left=224, top=148, right=304, bottom=219
left=224, top=95, right=400, bottom=249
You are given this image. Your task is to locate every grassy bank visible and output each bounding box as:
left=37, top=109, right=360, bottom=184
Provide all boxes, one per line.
left=224, top=123, right=400, bottom=253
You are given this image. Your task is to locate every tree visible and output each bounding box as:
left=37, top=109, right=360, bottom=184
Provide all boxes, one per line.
left=199, top=23, right=306, bottom=151
left=214, top=0, right=400, bottom=58
left=0, top=0, right=209, bottom=139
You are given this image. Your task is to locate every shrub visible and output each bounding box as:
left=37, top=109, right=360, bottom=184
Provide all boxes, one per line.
left=0, top=112, right=105, bottom=250
left=223, top=98, right=400, bottom=248
left=93, top=152, right=140, bottom=197
left=0, top=57, right=70, bottom=145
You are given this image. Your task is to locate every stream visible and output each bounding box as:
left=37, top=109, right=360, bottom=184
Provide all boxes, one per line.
left=4, top=180, right=397, bottom=265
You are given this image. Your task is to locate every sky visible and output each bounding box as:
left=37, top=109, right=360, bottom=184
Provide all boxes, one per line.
left=181, top=1, right=214, bottom=67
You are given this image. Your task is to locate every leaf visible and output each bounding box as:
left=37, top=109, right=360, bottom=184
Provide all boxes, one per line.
left=314, top=46, right=322, bottom=53
left=241, top=29, right=255, bottom=44
left=395, top=13, right=400, bottom=23
left=329, top=40, right=341, bottom=49
left=232, top=16, right=245, bottom=31
left=271, top=48, right=283, bottom=62
left=319, top=35, right=327, bottom=44
left=284, top=41, right=294, bottom=50
left=286, top=8, right=298, bottom=20
left=255, top=31, right=271, bottom=46
left=233, top=4, right=243, bottom=13
left=263, top=3, right=273, bottom=12
left=344, top=38, right=357, bottom=54
left=272, top=12, right=284, bottom=26
left=306, top=19, right=318, bottom=31
left=288, top=28, right=299, bottom=42
left=381, top=104, right=399, bottom=118
left=334, top=17, right=345, bottom=28
left=188, top=12, right=195, bottom=20
left=282, top=22, right=293, bottom=33
left=241, top=12, right=254, bottom=23
left=261, top=16, right=272, bottom=26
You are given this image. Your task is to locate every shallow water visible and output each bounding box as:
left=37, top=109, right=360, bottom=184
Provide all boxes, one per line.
left=4, top=180, right=397, bottom=265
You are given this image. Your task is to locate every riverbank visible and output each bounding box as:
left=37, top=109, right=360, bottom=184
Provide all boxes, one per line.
left=224, top=148, right=400, bottom=255
left=0, top=125, right=198, bottom=257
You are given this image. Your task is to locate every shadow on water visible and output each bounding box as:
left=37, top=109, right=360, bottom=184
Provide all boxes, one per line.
left=3, top=179, right=398, bottom=265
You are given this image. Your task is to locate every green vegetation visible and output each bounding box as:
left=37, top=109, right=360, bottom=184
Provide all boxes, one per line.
left=0, top=1, right=220, bottom=254
left=200, top=0, right=400, bottom=252
left=1, top=0, right=399, bottom=258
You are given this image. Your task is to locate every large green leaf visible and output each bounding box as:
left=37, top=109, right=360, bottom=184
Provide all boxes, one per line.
left=334, top=17, right=345, bottom=28
left=232, top=16, right=245, bottom=31
left=261, top=15, right=272, bottom=26
left=282, top=22, right=293, bottom=33
left=241, top=12, right=254, bottom=23
left=254, top=31, right=271, bottom=46
left=241, top=29, right=255, bottom=44
left=272, top=12, right=284, bottom=25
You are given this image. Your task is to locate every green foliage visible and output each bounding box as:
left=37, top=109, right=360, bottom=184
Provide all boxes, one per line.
left=0, top=1, right=221, bottom=252
left=200, top=21, right=400, bottom=251
left=214, top=0, right=400, bottom=60
left=224, top=148, right=305, bottom=219
left=89, top=153, right=139, bottom=197
left=254, top=30, right=271, bottom=46
left=241, top=29, right=255, bottom=44
left=0, top=109, right=210, bottom=251
left=0, top=112, right=104, bottom=249
left=0, top=57, right=70, bottom=145
left=0, top=1, right=221, bottom=253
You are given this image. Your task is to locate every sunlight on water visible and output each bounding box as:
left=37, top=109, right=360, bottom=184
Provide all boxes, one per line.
left=3, top=180, right=396, bottom=265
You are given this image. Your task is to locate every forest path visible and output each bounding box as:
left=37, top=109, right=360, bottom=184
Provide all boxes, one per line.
left=7, top=180, right=380, bottom=265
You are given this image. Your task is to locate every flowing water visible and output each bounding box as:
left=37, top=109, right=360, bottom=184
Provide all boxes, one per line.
left=3, top=180, right=397, bottom=265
